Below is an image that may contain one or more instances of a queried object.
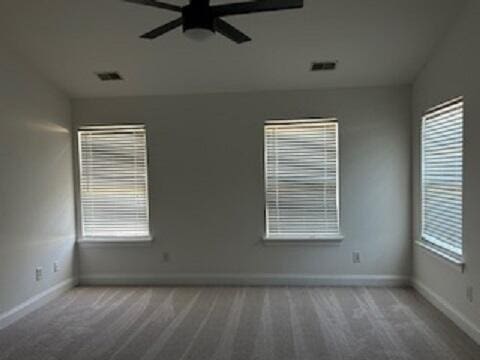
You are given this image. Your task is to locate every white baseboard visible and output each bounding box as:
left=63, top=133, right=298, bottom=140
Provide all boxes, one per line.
left=412, top=279, right=480, bottom=345
left=0, top=278, right=78, bottom=330
left=79, top=273, right=409, bottom=287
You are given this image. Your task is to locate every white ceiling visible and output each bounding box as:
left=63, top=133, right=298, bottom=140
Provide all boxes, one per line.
left=0, top=0, right=465, bottom=98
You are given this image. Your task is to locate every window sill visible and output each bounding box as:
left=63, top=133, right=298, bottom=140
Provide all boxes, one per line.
left=415, top=241, right=465, bottom=273
left=262, top=234, right=344, bottom=246
left=77, top=236, right=153, bottom=247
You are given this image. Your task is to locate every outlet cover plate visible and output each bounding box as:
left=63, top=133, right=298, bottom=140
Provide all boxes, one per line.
left=467, top=286, right=474, bottom=303
left=35, top=267, right=43, bottom=281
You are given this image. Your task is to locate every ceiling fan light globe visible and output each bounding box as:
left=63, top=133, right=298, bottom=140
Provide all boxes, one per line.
left=184, top=28, right=214, bottom=41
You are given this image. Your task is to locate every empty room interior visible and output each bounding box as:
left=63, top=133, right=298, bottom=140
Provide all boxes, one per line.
left=1, top=0, right=480, bottom=359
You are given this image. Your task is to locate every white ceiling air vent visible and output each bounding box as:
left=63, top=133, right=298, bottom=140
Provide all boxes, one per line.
left=311, top=61, right=338, bottom=71
left=96, top=72, right=123, bottom=81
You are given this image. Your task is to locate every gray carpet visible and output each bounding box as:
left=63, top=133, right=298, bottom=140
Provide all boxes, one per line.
left=0, top=286, right=479, bottom=360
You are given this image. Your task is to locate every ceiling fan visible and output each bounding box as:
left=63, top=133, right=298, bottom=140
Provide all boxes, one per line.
left=124, top=0, right=304, bottom=43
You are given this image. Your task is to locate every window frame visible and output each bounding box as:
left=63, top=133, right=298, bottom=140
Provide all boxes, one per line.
left=420, top=97, right=464, bottom=263
left=262, top=118, right=342, bottom=243
left=75, top=124, right=152, bottom=244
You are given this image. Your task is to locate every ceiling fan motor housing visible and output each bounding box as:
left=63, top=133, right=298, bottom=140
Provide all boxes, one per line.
left=182, top=0, right=215, bottom=33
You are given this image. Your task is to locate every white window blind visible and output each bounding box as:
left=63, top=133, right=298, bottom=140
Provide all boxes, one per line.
left=78, top=125, right=150, bottom=239
left=264, top=119, right=340, bottom=239
left=422, top=98, right=463, bottom=259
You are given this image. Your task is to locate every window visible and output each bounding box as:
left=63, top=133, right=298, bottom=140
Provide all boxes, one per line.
left=421, top=98, right=463, bottom=260
left=264, top=119, right=340, bottom=240
left=78, top=125, right=150, bottom=240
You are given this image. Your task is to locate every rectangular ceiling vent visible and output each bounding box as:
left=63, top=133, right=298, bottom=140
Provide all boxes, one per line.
left=96, top=72, right=123, bottom=81
left=311, top=61, right=337, bottom=71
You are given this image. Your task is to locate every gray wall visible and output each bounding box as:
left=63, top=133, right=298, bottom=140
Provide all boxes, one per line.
left=73, top=86, right=412, bottom=283
left=412, top=0, right=480, bottom=337
left=0, top=43, right=76, bottom=316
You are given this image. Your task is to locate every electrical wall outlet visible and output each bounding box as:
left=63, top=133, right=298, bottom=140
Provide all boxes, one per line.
left=352, top=251, right=361, bottom=264
left=35, top=267, right=43, bottom=281
left=53, top=261, right=59, bottom=273
left=163, top=252, right=170, bottom=263
left=467, top=286, right=474, bottom=303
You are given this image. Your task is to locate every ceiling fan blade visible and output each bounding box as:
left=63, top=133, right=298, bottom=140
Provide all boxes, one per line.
left=140, top=18, right=183, bottom=39
left=215, top=19, right=251, bottom=44
left=124, top=0, right=182, bottom=12
left=212, top=0, right=303, bottom=17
